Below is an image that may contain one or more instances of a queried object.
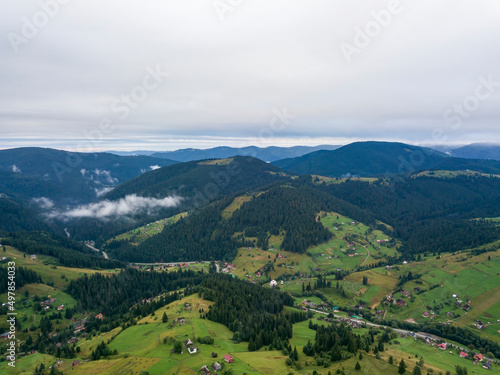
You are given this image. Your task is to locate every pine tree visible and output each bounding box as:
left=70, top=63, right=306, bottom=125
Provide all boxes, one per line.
left=398, top=359, right=407, bottom=374
left=355, top=362, right=361, bottom=370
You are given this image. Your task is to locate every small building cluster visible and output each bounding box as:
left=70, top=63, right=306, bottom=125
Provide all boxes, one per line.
left=200, top=354, right=233, bottom=374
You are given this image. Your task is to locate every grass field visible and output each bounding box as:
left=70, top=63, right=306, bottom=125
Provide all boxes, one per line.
left=414, top=170, right=500, bottom=179
left=4, top=287, right=497, bottom=375
left=0, top=246, right=119, bottom=289
left=311, top=175, right=379, bottom=185
left=337, top=246, right=500, bottom=343
left=106, top=212, right=189, bottom=246
left=0, top=283, right=78, bottom=334
left=304, top=212, right=398, bottom=273
left=221, top=194, right=255, bottom=219
left=385, top=336, right=493, bottom=375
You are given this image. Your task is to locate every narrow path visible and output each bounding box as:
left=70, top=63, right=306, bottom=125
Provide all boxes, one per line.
left=359, top=245, right=370, bottom=267
left=415, top=293, right=427, bottom=310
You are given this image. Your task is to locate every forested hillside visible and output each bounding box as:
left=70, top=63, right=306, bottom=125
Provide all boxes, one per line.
left=320, top=175, right=500, bottom=254
left=0, top=196, right=54, bottom=233
left=104, top=184, right=376, bottom=262
left=273, top=141, right=446, bottom=177
left=274, top=141, right=500, bottom=177
left=105, top=155, right=288, bottom=202
left=2, top=231, right=123, bottom=269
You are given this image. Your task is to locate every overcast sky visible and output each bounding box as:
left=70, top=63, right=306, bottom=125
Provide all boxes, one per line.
left=1, top=0, right=500, bottom=151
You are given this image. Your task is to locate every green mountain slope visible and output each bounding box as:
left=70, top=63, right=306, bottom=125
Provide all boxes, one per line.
left=274, top=141, right=500, bottom=177
left=105, top=184, right=375, bottom=263
left=273, top=141, right=446, bottom=177
left=105, top=156, right=289, bottom=205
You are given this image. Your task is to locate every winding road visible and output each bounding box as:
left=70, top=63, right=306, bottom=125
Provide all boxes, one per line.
left=85, top=244, right=109, bottom=259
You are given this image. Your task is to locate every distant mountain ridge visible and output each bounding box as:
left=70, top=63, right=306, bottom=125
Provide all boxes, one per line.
left=449, top=143, right=500, bottom=161
left=0, top=147, right=178, bottom=205
left=273, top=141, right=500, bottom=177
left=149, top=145, right=341, bottom=162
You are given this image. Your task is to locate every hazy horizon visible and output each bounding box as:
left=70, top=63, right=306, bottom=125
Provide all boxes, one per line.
left=2, top=1, right=500, bottom=151
left=1, top=139, right=499, bottom=154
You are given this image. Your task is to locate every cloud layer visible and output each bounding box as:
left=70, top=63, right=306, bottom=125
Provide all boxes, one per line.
left=49, top=194, right=182, bottom=220
left=1, top=0, right=500, bottom=149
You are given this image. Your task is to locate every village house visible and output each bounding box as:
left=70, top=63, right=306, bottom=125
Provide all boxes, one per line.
left=459, top=351, right=468, bottom=358
left=437, top=343, right=447, bottom=350
left=400, top=290, right=411, bottom=297
left=422, top=311, right=430, bottom=318
left=482, top=361, right=492, bottom=370
left=212, top=362, right=222, bottom=371
left=185, top=339, right=193, bottom=346
left=95, top=313, right=104, bottom=320
left=224, top=354, right=234, bottom=363
left=200, top=365, right=211, bottom=375
left=474, top=353, right=484, bottom=362
left=188, top=346, right=197, bottom=354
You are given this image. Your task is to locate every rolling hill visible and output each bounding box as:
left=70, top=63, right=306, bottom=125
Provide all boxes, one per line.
left=104, top=155, right=289, bottom=205
left=273, top=141, right=447, bottom=177
left=273, top=141, right=500, bottom=178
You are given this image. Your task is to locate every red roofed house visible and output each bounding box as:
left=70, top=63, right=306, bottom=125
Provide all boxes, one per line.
left=95, top=313, right=104, bottom=320
left=474, top=353, right=484, bottom=362
left=437, top=343, right=447, bottom=350
left=460, top=351, right=468, bottom=358
left=224, top=354, right=234, bottom=363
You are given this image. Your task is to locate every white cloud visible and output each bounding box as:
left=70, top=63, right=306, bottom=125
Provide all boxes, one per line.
left=150, top=165, right=161, bottom=171
left=95, top=187, right=113, bottom=197
left=33, top=197, right=54, bottom=209
left=92, top=169, right=119, bottom=184
left=12, top=165, right=21, bottom=174
left=49, top=194, right=182, bottom=220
